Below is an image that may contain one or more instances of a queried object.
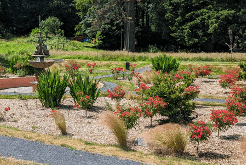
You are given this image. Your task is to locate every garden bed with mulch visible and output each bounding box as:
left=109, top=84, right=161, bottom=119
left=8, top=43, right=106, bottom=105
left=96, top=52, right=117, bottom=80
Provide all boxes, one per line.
left=0, top=77, right=246, bottom=164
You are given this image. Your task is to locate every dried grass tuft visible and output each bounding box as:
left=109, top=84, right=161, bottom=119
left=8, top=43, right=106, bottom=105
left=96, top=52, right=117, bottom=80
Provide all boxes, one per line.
left=240, top=135, right=246, bottom=155
left=100, top=112, right=127, bottom=148
left=143, top=123, right=187, bottom=154
left=50, top=110, right=67, bottom=135
left=141, top=69, right=158, bottom=84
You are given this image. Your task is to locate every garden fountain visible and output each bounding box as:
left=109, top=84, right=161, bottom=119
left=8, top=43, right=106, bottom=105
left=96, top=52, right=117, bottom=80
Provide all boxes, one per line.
left=28, top=16, right=55, bottom=87
left=28, top=16, right=54, bottom=69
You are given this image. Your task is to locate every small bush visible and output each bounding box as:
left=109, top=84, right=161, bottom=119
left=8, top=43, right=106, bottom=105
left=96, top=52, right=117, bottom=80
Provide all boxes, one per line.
left=68, top=74, right=101, bottom=106
left=151, top=54, right=180, bottom=73
left=37, top=69, right=68, bottom=109
left=100, top=113, right=127, bottom=148
left=147, top=123, right=187, bottom=154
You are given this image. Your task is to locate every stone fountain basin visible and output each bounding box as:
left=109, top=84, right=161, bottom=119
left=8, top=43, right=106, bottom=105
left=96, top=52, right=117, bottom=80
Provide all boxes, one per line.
left=28, top=60, right=55, bottom=68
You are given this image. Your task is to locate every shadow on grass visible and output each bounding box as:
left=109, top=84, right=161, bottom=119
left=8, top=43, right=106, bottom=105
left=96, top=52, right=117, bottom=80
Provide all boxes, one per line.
left=0, top=55, right=9, bottom=67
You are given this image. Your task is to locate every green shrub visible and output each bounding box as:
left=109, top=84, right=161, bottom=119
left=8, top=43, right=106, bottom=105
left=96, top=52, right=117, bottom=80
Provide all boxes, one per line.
left=37, top=69, right=68, bottom=109
left=151, top=54, right=180, bottom=73
left=239, top=62, right=246, bottom=80
left=146, top=71, right=199, bottom=122
left=68, top=74, right=101, bottom=106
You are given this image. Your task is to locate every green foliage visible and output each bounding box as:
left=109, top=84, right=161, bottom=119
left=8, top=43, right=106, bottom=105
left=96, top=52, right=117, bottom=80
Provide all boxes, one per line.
left=146, top=72, right=199, bottom=122
left=37, top=69, right=68, bottom=109
left=239, top=62, right=246, bottom=80
left=40, top=16, right=64, bottom=36
left=151, top=54, right=180, bottom=73
left=68, top=74, right=101, bottom=106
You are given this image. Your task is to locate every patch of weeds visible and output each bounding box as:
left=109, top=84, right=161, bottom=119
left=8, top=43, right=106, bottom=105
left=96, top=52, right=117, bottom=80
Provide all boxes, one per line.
left=36, top=139, right=45, bottom=143
left=32, top=126, right=39, bottom=130
left=85, top=141, right=96, bottom=146
left=60, top=144, right=76, bottom=150
left=17, top=94, right=27, bottom=100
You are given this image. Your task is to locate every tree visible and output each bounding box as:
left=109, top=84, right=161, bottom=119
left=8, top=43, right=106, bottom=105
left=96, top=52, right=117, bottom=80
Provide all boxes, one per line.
left=162, top=0, right=246, bottom=52
left=74, top=0, right=136, bottom=51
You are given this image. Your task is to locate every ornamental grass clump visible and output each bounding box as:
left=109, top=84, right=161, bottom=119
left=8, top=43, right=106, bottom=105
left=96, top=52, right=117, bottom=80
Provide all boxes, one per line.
left=210, top=109, right=238, bottom=137
left=100, top=113, right=127, bottom=149
left=152, top=123, right=187, bottom=153
left=49, top=110, right=67, bottom=135
left=68, top=74, right=101, bottom=106
left=186, top=121, right=212, bottom=153
left=37, top=69, right=68, bottom=109
left=151, top=54, right=180, bottom=73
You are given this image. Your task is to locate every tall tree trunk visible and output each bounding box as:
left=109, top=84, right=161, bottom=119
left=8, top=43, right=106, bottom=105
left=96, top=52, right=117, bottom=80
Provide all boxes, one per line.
left=124, top=0, right=135, bottom=52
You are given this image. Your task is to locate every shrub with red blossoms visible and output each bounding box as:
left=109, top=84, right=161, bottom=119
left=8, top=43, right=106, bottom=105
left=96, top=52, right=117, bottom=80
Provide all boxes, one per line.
left=219, top=68, right=240, bottom=88
left=65, top=60, right=81, bottom=76
left=107, top=86, right=125, bottom=102
left=194, top=67, right=211, bottom=77
left=135, top=83, right=150, bottom=98
left=114, top=106, right=142, bottom=129
left=183, top=86, right=200, bottom=100
left=111, top=67, right=124, bottom=80
left=186, top=121, right=212, bottom=152
left=87, top=62, right=96, bottom=74
left=74, top=92, right=94, bottom=117
left=225, top=85, right=246, bottom=116
left=210, top=109, right=238, bottom=137
left=141, top=96, right=166, bottom=126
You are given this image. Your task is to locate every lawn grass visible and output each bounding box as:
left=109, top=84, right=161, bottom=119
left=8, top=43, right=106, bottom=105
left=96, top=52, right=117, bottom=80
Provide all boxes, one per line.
left=0, top=125, right=211, bottom=165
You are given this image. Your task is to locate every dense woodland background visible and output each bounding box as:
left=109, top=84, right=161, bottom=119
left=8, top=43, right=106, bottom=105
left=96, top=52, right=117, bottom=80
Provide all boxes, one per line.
left=1, top=0, right=246, bottom=52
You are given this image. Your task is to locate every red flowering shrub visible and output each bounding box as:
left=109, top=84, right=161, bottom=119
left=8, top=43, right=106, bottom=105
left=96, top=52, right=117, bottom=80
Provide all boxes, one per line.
left=87, top=62, right=96, bottom=74
left=111, top=67, right=124, bottom=80
left=73, top=92, right=94, bottom=117
left=107, top=86, right=125, bottom=102
left=219, top=68, right=240, bottom=88
left=194, top=66, right=212, bottom=77
left=183, top=86, right=200, bottom=100
left=141, top=96, right=166, bottom=126
left=226, top=86, right=246, bottom=116
left=135, top=83, right=150, bottom=98
left=210, top=109, right=238, bottom=137
left=65, top=60, right=81, bottom=76
left=114, top=106, right=142, bottom=129
left=186, top=121, right=212, bottom=152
